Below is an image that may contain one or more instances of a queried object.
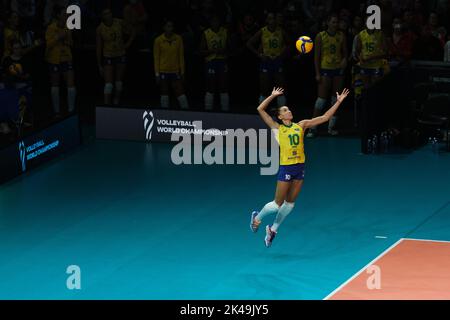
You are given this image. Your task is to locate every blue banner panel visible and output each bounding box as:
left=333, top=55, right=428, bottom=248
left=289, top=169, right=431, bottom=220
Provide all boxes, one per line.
left=0, top=115, right=81, bottom=184
left=96, top=107, right=268, bottom=143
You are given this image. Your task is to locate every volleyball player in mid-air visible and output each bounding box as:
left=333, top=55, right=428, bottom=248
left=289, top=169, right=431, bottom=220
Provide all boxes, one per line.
left=250, top=87, right=350, bottom=247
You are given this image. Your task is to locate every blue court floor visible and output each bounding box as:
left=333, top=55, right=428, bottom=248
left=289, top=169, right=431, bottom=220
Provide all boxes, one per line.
left=1, top=134, right=449, bottom=299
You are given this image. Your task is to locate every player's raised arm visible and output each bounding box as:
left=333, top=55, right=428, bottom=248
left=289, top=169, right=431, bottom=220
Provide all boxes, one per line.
left=299, top=89, right=350, bottom=129
left=257, top=87, right=283, bottom=129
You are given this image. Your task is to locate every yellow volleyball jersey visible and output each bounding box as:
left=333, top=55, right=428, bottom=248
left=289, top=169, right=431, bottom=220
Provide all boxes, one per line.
left=261, top=26, right=284, bottom=58
left=359, top=29, right=385, bottom=69
left=3, top=28, right=20, bottom=58
left=153, top=33, right=185, bottom=74
left=204, top=27, right=227, bottom=62
left=98, top=19, right=126, bottom=58
left=278, top=123, right=305, bottom=165
left=319, top=31, right=344, bottom=69
left=45, top=22, right=72, bottom=64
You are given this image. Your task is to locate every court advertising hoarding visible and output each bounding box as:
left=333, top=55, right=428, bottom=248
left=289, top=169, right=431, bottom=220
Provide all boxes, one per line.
left=96, top=107, right=270, bottom=143
left=0, top=115, right=81, bottom=184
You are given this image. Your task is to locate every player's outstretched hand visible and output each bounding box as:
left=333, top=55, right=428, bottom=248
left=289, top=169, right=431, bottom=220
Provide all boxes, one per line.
left=336, top=88, right=350, bottom=103
left=271, top=87, right=284, bottom=97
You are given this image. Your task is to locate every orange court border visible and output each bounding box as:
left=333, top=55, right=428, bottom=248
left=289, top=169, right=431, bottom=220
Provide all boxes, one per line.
left=325, top=238, right=450, bottom=300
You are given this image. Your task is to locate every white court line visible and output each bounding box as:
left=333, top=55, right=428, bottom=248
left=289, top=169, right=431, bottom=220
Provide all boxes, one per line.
left=402, top=237, right=450, bottom=244
left=323, top=238, right=405, bottom=300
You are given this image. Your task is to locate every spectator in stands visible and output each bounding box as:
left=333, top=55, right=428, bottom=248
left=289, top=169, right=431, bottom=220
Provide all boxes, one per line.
left=391, top=0, right=411, bottom=16
left=422, top=12, right=447, bottom=47
left=184, top=0, right=209, bottom=44
left=301, top=0, right=333, bottom=23
left=339, top=8, right=351, bottom=25
left=338, top=16, right=353, bottom=53
left=380, top=0, right=394, bottom=36
left=123, top=0, right=148, bottom=50
left=309, top=3, right=330, bottom=35
left=237, top=13, right=259, bottom=50
left=388, top=16, right=417, bottom=62
left=403, top=9, right=421, bottom=35
left=285, top=16, right=302, bottom=42
left=439, top=2, right=450, bottom=33
left=411, top=0, right=425, bottom=30
left=412, top=27, right=443, bottom=61
left=10, top=0, right=36, bottom=30
left=338, top=17, right=350, bottom=35
left=444, top=33, right=450, bottom=62
left=45, top=6, right=76, bottom=118
left=200, top=0, right=216, bottom=23
left=44, top=0, right=69, bottom=26
left=349, top=15, right=364, bottom=62
left=276, top=12, right=285, bottom=30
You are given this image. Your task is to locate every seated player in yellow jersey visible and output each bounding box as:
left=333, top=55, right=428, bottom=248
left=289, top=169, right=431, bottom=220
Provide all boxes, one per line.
left=45, top=6, right=76, bottom=118
left=355, top=15, right=388, bottom=89
left=200, top=15, right=230, bottom=112
left=153, top=20, right=189, bottom=109
left=97, top=8, right=135, bottom=105
left=309, top=14, right=348, bottom=138
left=250, top=87, right=350, bottom=247
left=247, top=12, right=288, bottom=106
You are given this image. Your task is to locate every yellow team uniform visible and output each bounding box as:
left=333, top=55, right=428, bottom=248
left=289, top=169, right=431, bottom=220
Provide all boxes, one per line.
left=204, top=27, right=227, bottom=62
left=98, top=19, right=126, bottom=58
left=45, top=22, right=73, bottom=65
left=153, top=33, right=185, bottom=75
left=278, top=123, right=305, bottom=165
left=319, top=31, right=344, bottom=70
left=3, top=28, right=20, bottom=58
left=261, top=26, right=284, bottom=59
left=358, top=29, right=385, bottom=69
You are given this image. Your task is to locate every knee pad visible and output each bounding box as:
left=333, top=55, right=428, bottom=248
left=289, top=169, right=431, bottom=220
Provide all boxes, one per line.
left=115, top=81, right=123, bottom=92
left=284, top=201, right=295, bottom=209
left=269, top=201, right=281, bottom=210
left=104, top=83, right=113, bottom=95
left=315, top=97, right=327, bottom=111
